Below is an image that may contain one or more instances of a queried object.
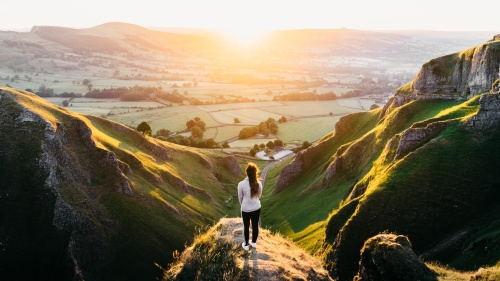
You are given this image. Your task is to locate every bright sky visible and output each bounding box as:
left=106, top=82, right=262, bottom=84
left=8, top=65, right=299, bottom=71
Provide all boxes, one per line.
left=2, top=0, right=499, bottom=32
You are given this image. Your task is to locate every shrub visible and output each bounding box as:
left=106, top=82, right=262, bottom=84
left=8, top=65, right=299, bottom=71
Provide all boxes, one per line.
left=137, top=122, right=152, bottom=136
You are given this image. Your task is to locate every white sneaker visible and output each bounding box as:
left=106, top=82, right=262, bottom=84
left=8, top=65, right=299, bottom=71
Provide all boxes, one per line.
left=249, top=241, right=257, bottom=249
left=241, top=242, right=249, bottom=251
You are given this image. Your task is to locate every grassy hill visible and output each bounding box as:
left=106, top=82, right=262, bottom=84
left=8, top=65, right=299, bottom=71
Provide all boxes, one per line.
left=262, top=92, right=500, bottom=279
left=0, top=86, right=243, bottom=280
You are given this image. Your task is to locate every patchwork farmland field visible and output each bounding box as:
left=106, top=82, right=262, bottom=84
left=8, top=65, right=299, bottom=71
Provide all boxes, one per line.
left=277, top=116, right=341, bottom=143
left=196, top=101, right=282, bottom=112
left=106, top=106, right=217, bottom=132
left=44, top=97, right=375, bottom=144
left=261, top=100, right=362, bottom=117
left=204, top=125, right=247, bottom=142
left=210, top=108, right=283, bottom=125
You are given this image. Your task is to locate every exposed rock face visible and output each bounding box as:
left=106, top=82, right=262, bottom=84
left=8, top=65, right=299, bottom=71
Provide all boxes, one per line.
left=394, top=121, right=449, bottom=159
left=381, top=36, right=500, bottom=118
left=413, top=37, right=500, bottom=96
left=0, top=89, right=135, bottom=279
left=274, top=142, right=325, bottom=193
left=354, top=234, right=436, bottom=281
left=466, top=93, right=500, bottom=130
left=222, top=155, right=242, bottom=176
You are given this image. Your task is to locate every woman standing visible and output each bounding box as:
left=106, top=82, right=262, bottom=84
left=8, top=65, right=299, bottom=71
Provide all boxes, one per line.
left=238, top=162, right=263, bottom=251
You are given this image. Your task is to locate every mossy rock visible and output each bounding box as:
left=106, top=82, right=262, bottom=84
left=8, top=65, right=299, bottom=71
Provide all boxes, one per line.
left=354, top=234, right=437, bottom=281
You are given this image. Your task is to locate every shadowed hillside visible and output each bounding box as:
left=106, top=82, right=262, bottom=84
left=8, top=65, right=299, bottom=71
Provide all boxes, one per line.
left=0, top=87, right=243, bottom=280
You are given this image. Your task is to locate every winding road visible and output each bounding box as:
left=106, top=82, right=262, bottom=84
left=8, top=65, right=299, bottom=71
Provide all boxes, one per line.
left=259, top=153, right=294, bottom=186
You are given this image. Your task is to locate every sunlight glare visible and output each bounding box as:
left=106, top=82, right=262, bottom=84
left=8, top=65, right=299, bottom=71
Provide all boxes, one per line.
left=221, top=25, right=266, bottom=46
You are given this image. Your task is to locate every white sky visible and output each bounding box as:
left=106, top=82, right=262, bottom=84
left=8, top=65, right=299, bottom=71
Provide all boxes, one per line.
left=2, top=0, right=499, bottom=32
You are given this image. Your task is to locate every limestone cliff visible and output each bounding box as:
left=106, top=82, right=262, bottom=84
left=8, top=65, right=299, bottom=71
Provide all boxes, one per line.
left=381, top=35, right=500, bottom=118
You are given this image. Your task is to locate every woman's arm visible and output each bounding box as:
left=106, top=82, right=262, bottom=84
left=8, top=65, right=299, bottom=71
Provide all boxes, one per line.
left=238, top=183, right=244, bottom=204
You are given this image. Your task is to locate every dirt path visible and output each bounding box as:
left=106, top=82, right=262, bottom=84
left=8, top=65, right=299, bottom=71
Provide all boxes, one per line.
left=216, top=218, right=332, bottom=281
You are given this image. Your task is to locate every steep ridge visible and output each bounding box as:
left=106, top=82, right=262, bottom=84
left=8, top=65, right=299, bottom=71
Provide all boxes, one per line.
left=0, top=87, right=242, bottom=280
left=381, top=35, right=500, bottom=118
left=323, top=93, right=500, bottom=280
left=264, top=36, right=500, bottom=280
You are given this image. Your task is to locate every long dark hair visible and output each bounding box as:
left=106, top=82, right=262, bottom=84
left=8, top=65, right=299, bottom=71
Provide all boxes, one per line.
left=245, top=163, right=260, bottom=198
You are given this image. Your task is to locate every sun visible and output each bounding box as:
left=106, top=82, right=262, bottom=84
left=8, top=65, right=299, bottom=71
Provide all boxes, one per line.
left=221, top=26, right=266, bottom=46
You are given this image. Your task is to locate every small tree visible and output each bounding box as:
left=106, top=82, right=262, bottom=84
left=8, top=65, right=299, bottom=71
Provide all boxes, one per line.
left=266, top=141, right=275, bottom=149
left=191, top=126, right=203, bottom=138
left=195, top=120, right=206, bottom=131
left=249, top=148, right=256, bottom=156
left=234, top=118, right=241, bottom=124
left=302, top=141, right=311, bottom=149
left=222, top=141, right=230, bottom=148
left=259, top=143, right=266, bottom=149
left=253, top=144, right=259, bottom=151
left=62, top=100, right=69, bottom=107
left=137, top=122, right=152, bottom=136
left=274, top=139, right=283, bottom=147
left=370, top=104, right=379, bottom=110
left=186, top=119, right=196, bottom=129
left=279, top=116, right=287, bottom=123
left=262, top=127, right=270, bottom=137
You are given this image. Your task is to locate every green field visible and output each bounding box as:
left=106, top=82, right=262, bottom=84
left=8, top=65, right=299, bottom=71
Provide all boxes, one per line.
left=210, top=108, right=283, bottom=125
left=106, top=106, right=217, bottom=132
left=204, top=125, right=246, bottom=142
left=277, top=116, right=341, bottom=143
left=195, top=101, right=282, bottom=112
left=261, top=100, right=362, bottom=117
left=42, top=97, right=370, bottom=143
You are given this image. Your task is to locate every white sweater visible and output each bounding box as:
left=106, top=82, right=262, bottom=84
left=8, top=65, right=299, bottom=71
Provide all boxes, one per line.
left=237, top=178, right=263, bottom=212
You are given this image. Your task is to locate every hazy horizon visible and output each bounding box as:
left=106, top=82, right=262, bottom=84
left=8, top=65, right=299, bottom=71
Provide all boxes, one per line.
left=3, top=0, right=499, bottom=34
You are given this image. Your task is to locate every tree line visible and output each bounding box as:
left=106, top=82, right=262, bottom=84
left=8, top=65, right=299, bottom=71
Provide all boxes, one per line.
left=239, top=118, right=279, bottom=139
left=273, top=91, right=337, bottom=101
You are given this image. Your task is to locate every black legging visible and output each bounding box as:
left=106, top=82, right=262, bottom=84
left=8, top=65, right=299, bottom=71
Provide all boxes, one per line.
left=242, top=208, right=261, bottom=245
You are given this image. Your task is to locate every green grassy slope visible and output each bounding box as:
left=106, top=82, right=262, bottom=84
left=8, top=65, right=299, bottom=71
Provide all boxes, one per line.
left=0, top=87, right=242, bottom=280
left=263, top=92, right=500, bottom=279
left=262, top=100, right=464, bottom=252
left=321, top=95, right=500, bottom=280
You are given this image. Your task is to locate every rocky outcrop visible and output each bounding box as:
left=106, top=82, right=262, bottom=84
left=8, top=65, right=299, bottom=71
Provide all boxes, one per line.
left=466, top=93, right=500, bottom=130
left=394, top=120, right=449, bottom=159
left=274, top=142, right=327, bottom=193
left=354, top=234, right=436, bottom=281
left=222, top=155, right=242, bottom=176
left=274, top=113, right=360, bottom=193
left=381, top=36, right=500, bottom=118
left=413, top=37, right=499, bottom=96
left=164, top=218, right=332, bottom=281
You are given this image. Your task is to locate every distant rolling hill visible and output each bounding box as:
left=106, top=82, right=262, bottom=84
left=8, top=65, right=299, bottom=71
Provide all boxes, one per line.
left=0, top=86, right=243, bottom=280
left=0, top=22, right=492, bottom=69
